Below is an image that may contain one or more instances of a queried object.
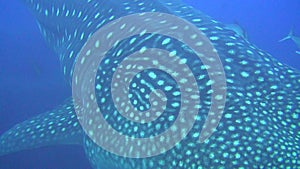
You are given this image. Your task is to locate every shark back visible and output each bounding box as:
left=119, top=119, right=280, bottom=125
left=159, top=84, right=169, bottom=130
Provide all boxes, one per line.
left=22, top=0, right=184, bottom=83
left=1, top=0, right=300, bottom=168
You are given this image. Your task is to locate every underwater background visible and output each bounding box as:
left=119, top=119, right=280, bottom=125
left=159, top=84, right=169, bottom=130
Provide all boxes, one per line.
left=0, top=0, right=299, bottom=169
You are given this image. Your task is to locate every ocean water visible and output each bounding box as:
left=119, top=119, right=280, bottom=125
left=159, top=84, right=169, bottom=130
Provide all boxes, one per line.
left=0, top=0, right=299, bottom=169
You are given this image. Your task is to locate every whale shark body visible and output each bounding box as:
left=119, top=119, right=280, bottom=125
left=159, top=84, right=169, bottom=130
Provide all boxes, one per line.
left=1, top=0, right=300, bottom=168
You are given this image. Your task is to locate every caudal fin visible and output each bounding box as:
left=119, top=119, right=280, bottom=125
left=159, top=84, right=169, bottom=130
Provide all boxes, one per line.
left=0, top=99, right=83, bottom=156
left=296, top=51, right=300, bottom=55
left=279, top=27, right=294, bottom=42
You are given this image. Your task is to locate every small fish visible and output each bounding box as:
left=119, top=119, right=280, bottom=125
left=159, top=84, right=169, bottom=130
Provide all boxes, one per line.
left=279, top=27, right=300, bottom=49
left=30, top=59, right=42, bottom=77
left=296, top=51, right=300, bottom=55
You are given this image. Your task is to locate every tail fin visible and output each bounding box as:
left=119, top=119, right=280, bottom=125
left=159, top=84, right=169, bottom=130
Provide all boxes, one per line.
left=0, top=99, right=83, bottom=156
left=279, top=27, right=294, bottom=42
left=296, top=51, right=300, bottom=55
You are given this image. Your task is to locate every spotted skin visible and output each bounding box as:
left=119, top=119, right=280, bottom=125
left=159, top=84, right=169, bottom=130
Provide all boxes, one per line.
left=0, top=99, right=83, bottom=156
left=1, top=0, right=300, bottom=168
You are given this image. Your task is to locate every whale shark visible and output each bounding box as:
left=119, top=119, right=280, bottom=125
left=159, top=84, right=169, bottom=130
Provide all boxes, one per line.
left=224, top=22, right=248, bottom=40
left=1, top=0, right=299, bottom=168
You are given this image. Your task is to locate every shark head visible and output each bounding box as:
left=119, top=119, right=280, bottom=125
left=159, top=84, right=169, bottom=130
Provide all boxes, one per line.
left=1, top=0, right=299, bottom=168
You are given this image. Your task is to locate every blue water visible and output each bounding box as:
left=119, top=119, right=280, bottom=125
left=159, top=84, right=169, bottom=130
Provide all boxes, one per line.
left=0, top=0, right=299, bottom=169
